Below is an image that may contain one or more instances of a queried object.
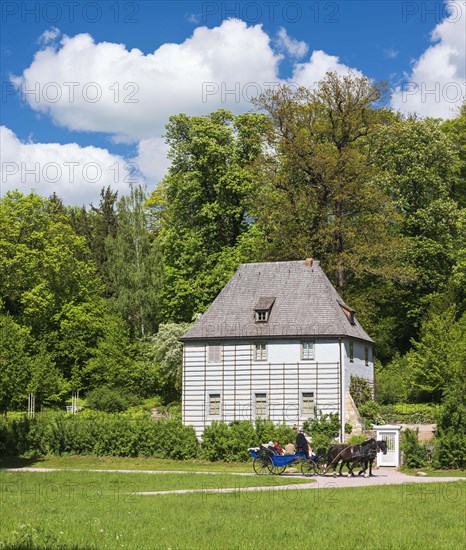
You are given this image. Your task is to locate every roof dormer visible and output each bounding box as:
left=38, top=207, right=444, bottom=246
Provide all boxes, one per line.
left=254, top=296, right=275, bottom=323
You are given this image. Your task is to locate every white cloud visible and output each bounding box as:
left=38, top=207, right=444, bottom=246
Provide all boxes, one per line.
left=292, top=50, right=363, bottom=89
left=134, top=137, right=171, bottom=184
left=13, top=20, right=362, bottom=142
left=391, top=0, right=465, bottom=119
left=8, top=19, right=364, bottom=203
left=13, top=20, right=281, bottom=142
left=37, top=27, right=61, bottom=46
left=0, top=126, right=134, bottom=205
left=275, top=27, right=308, bottom=59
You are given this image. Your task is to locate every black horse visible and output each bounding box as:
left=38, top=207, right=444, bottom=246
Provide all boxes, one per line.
left=327, top=439, right=387, bottom=477
left=357, top=439, right=388, bottom=477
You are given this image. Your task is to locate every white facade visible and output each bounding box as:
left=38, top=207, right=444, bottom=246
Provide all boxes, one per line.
left=182, top=338, right=374, bottom=437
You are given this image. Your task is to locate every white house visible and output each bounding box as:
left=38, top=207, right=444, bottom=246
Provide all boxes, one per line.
left=181, top=259, right=374, bottom=439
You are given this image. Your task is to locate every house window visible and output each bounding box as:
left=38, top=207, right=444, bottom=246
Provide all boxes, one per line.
left=255, top=310, right=268, bottom=322
left=365, top=346, right=369, bottom=366
left=255, top=393, right=267, bottom=417
left=301, top=392, right=314, bottom=416
left=208, top=393, right=221, bottom=417
left=208, top=344, right=221, bottom=363
left=301, top=341, right=315, bottom=360
left=349, top=341, right=354, bottom=363
left=254, top=343, right=267, bottom=361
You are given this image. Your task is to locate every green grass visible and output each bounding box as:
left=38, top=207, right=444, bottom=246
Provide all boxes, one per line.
left=0, top=455, right=253, bottom=473
left=0, top=469, right=464, bottom=549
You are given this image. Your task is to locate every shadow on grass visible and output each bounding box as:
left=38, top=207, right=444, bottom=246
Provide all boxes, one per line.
left=0, top=455, right=46, bottom=469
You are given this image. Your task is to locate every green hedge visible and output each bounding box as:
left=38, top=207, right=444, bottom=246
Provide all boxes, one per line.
left=0, top=411, right=198, bottom=459
left=359, top=402, right=438, bottom=426
left=0, top=414, right=299, bottom=462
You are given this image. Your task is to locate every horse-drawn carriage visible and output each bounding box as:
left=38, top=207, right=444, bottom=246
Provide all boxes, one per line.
left=249, top=438, right=388, bottom=477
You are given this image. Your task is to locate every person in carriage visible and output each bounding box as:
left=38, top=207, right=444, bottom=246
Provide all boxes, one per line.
left=296, top=430, right=319, bottom=462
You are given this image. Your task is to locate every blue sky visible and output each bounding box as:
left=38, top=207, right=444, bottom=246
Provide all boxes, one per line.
left=1, top=0, right=465, bottom=204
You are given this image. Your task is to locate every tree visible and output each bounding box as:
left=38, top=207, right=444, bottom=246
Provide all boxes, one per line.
left=252, top=72, right=409, bottom=291
left=150, top=109, right=269, bottom=321
left=0, top=315, right=32, bottom=416
left=143, top=322, right=192, bottom=402
left=106, top=184, right=163, bottom=337
left=0, top=191, right=99, bottom=336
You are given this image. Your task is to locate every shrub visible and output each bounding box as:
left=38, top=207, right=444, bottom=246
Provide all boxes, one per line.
left=401, top=428, right=428, bottom=468
left=0, top=411, right=198, bottom=460
left=303, top=410, right=340, bottom=450
left=350, top=376, right=372, bottom=407
left=432, top=381, right=466, bottom=469
left=359, top=401, right=382, bottom=426
left=86, top=386, right=139, bottom=413
left=347, top=434, right=367, bottom=445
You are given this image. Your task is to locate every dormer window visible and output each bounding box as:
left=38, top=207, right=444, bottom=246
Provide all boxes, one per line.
left=338, top=300, right=356, bottom=325
left=255, top=310, right=269, bottom=322
left=254, top=296, right=275, bottom=323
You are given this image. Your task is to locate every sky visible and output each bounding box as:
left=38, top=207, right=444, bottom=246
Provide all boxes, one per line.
left=1, top=0, right=465, bottom=205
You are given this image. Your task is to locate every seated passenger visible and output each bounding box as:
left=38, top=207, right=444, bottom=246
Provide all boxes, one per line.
left=273, top=441, right=284, bottom=455
left=284, top=441, right=296, bottom=454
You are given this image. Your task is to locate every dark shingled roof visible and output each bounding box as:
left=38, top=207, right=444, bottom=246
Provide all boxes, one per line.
left=181, top=260, right=374, bottom=343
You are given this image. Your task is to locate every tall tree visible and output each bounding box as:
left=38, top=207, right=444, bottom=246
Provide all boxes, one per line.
left=252, top=72, right=408, bottom=291
left=106, top=184, right=163, bottom=337
left=150, top=109, right=269, bottom=321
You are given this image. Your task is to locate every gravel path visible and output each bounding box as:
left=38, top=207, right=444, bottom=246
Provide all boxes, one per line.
left=132, top=468, right=465, bottom=495
left=3, top=467, right=463, bottom=497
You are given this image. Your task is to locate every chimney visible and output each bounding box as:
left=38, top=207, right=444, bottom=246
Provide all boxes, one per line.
left=305, top=257, right=313, bottom=267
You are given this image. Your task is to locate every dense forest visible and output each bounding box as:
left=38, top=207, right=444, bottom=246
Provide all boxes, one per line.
left=1, top=73, right=465, bottom=425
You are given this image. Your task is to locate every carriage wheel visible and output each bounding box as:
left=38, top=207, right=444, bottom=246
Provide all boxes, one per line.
left=301, top=459, right=319, bottom=477
left=253, top=456, right=272, bottom=475
left=270, top=464, right=287, bottom=475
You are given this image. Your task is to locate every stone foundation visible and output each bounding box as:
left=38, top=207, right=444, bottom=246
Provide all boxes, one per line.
left=344, top=392, right=365, bottom=441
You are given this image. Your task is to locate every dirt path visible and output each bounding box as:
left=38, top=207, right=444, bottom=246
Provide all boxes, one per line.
left=4, top=466, right=463, bottom=496
left=132, top=468, right=464, bottom=495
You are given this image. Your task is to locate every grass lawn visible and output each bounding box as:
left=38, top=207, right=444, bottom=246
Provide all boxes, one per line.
left=0, top=468, right=464, bottom=549
left=0, top=455, right=252, bottom=473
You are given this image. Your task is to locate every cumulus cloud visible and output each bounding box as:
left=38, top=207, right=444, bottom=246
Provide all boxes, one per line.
left=292, top=50, right=363, bottom=89
left=8, top=19, right=363, bottom=203
left=37, top=27, right=61, bottom=46
left=12, top=19, right=361, bottom=143
left=12, top=20, right=281, bottom=142
left=134, top=137, right=171, bottom=184
left=275, top=27, right=308, bottom=59
left=0, top=126, right=134, bottom=205
left=391, top=0, right=465, bottom=119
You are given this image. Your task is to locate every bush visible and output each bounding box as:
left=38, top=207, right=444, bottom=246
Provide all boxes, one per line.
left=375, top=357, right=408, bottom=404
left=350, top=376, right=372, bottom=407
left=359, top=401, right=382, bottom=426
left=303, top=410, right=340, bottom=450
left=200, top=420, right=297, bottom=462
left=401, top=428, right=428, bottom=468
left=433, top=381, right=466, bottom=469
left=378, top=403, right=437, bottom=424
left=86, top=386, right=139, bottom=413
left=0, top=411, right=198, bottom=460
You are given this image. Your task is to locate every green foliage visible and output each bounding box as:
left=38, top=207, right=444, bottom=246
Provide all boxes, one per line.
left=0, top=412, right=198, bottom=459
left=200, top=420, right=296, bottom=462
left=303, top=410, right=340, bottom=449
left=143, top=322, right=191, bottom=402
left=151, top=109, right=269, bottom=321
left=106, top=184, right=163, bottom=337
left=433, top=366, right=466, bottom=469
left=86, top=387, right=139, bottom=413
left=401, top=428, right=428, bottom=468
left=375, top=357, right=408, bottom=404
left=347, top=434, right=367, bottom=445
left=358, top=401, right=382, bottom=426
left=349, top=376, right=372, bottom=407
